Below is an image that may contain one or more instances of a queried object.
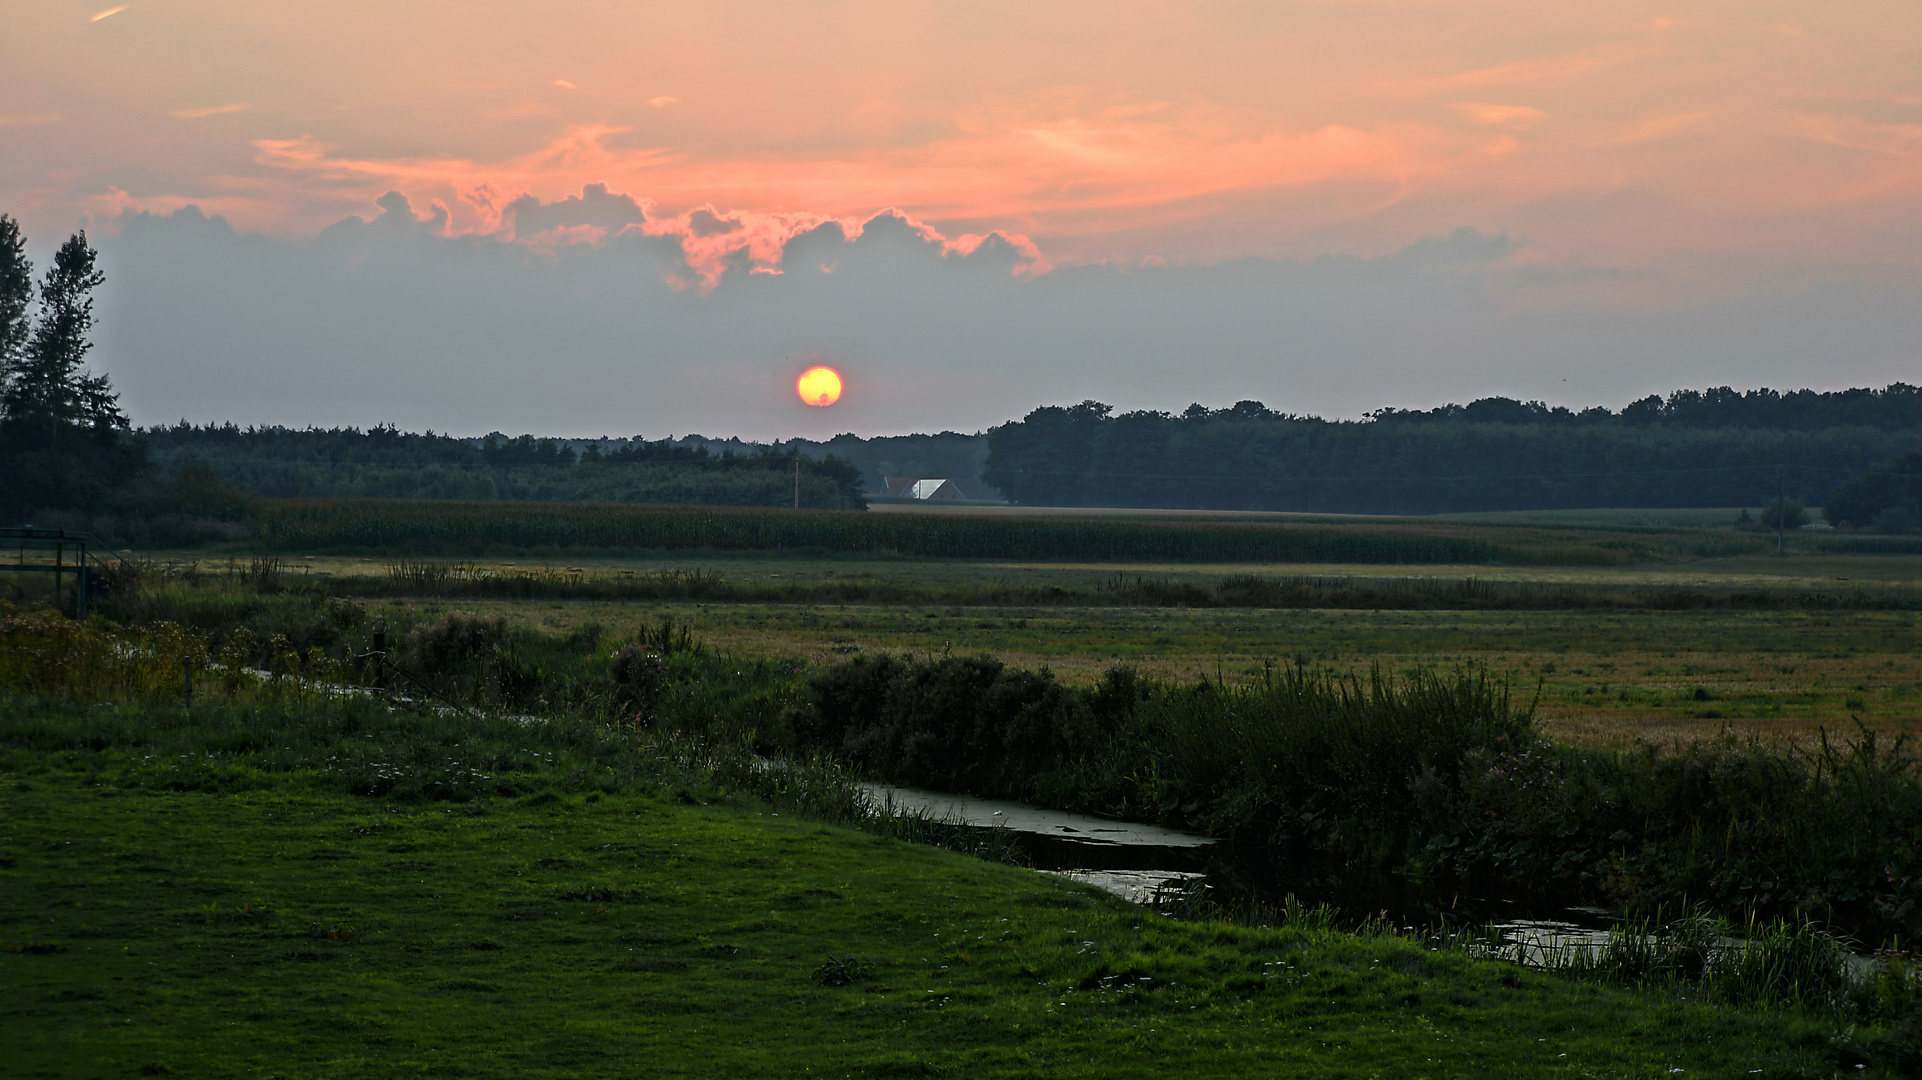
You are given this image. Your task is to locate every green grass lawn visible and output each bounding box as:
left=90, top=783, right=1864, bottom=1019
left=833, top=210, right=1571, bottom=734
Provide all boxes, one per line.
left=1, top=752, right=1863, bottom=1078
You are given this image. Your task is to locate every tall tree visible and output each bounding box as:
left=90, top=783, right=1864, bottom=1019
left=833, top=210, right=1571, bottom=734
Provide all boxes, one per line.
left=0, top=215, right=31, bottom=379
left=2, top=230, right=124, bottom=447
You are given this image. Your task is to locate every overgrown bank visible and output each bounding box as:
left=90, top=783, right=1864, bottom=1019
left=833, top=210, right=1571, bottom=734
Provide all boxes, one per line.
left=790, top=654, right=1922, bottom=945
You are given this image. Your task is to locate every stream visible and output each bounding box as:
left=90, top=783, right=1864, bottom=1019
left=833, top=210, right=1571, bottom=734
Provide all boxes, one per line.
left=860, top=782, right=1212, bottom=903
left=856, top=782, right=1765, bottom=969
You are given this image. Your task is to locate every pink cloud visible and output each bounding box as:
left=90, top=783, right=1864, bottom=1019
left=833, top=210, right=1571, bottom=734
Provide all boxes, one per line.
left=1377, top=41, right=1641, bottom=99
left=1450, top=103, right=1547, bottom=130
left=240, top=102, right=1448, bottom=255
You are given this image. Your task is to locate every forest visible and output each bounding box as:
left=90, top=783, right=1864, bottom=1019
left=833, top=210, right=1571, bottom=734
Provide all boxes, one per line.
left=136, top=423, right=870, bottom=509
left=982, top=387, right=1922, bottom=514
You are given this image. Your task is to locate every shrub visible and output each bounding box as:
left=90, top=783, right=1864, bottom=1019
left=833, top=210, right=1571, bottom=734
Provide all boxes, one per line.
left=408, top=612, right=505, bottom=674
left=1825, top=452, right=1922, bottom=528
left=1872, top=505, right=1919, bottom=535
left=805, top=654, right=1097, bottom=796
left=1761, top=498, right=1811, bottom=530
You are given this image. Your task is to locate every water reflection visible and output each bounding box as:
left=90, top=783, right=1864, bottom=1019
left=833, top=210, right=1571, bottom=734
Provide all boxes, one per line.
left=860, top=782, right=1213, bottom=900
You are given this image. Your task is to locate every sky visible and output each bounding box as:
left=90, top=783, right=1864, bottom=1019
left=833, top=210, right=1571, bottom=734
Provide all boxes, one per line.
left=3, top=0, right=1919, bottom=439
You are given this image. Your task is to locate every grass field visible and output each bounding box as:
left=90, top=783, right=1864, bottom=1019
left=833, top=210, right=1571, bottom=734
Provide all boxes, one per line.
left=134, top=549, right=1922, bottom=591
left=9, top=515, right=1922, bottom=1075
left=191, top=543, right=1904, bottom=751
left=79, top=545, right=1920, bottom=751
left=0, top=711, right=1874, bottom=1078
left=384, top=601, right=1916, bottom=748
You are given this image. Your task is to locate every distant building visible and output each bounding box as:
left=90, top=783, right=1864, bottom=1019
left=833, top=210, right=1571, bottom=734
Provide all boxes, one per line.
left=883, top=476, right=964, bottom=501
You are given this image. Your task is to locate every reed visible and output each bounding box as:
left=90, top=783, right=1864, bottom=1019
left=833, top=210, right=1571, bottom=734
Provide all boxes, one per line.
left=1523, top=909, right=1861, bottom=1014
left=796, top=652, right=1922, bottom=946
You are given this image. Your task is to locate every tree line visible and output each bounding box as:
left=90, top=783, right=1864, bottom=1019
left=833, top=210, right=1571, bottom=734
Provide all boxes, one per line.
left=0, top=214, right=868, bottom=527
left=983, top=392, right=1922, bottom=515
left=139, top=422, right=868, bottom=509
left=140, top=424, right=992, bottom=502
left=5, top=205, right=1915, bottom=527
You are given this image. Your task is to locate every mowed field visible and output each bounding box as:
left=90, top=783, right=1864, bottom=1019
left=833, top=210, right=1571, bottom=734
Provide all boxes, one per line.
left=169, top=544, right=1922, bottom=752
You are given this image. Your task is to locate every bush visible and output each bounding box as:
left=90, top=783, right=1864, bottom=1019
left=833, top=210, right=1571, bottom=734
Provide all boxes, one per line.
left=1872, top=505, right=1919, bottom=535
left=408, top=612, right=505, bottom=674
left=1825, top=452, right=1922, bottom=528
left=1760, top=498, right=1811, bottom=530
left=804, top=654, right=1096, bottom=795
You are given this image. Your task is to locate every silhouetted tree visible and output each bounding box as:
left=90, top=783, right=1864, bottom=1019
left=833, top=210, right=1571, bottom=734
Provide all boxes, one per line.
left=1, top=231, right=125, bottom=447
left=0, top=225, right=145, bottom=517
left=0, top=216, right=31, bottom=376
left=1823, top=452, right=1922, bottom=530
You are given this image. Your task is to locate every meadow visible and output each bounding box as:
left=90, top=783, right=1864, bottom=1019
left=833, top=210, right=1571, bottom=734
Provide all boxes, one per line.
left=286, top=594, right=1911, bottom=749
left=7, top=539, right=1919, bottom=934
left=1, top=696, right=1882, bottom=1079
left=105, top=543, right=1912, bottom=751
left=8, top=504, right=1922, bottom=1073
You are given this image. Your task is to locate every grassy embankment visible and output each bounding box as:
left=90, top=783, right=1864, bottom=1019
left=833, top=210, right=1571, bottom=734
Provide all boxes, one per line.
left=0, top=693, right=1894, bottom=1079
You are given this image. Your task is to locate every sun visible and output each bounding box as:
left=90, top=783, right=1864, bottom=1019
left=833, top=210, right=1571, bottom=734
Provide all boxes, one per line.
left=796, top=365, right=843, bottom=407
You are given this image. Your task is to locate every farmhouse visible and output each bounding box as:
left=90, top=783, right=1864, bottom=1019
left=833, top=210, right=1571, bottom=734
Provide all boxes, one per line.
left=883, top=476, right=965, bottom=501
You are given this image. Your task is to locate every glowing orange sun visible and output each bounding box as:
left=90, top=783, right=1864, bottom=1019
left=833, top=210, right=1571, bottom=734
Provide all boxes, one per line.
left=796, top=365, right=843, bottom=407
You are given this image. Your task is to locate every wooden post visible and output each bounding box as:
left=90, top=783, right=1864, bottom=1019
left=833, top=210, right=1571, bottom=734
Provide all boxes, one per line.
left=372, top=627, right=387, bottom=694
left=75, top=536, right=88, bottom=619
left=183, top=656, right=193, bottom=709
left=793, top=450, right=801, bottom=509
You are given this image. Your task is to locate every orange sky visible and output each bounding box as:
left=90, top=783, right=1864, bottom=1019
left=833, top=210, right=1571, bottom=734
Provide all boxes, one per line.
left=6, top=0, right=1919, bottom=279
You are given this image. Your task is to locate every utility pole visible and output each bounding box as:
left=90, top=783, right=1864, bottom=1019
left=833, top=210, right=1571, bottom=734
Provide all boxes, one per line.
left=793, top=448, right=801, bottom=510
left=1776, top=465, right=1785, bottom=556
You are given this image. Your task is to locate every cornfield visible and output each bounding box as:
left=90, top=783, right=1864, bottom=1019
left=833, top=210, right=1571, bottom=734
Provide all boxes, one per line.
left=254, top=498, right=1590, bottom=564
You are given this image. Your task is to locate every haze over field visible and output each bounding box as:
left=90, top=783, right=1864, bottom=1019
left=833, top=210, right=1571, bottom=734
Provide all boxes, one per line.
left=4, top=1, right=1919, bottom=437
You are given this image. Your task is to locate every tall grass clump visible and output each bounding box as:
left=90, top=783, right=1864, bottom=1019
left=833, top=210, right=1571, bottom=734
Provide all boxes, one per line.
left=1522, top=909, right=1860, bottom=1013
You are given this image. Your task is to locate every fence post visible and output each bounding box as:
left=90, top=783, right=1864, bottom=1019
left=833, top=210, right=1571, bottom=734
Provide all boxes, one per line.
left=183, top=656, right=193, bottom=710
left=372, top=627, right=387, bottom=694
left=75, top=537, right=88, bottom=619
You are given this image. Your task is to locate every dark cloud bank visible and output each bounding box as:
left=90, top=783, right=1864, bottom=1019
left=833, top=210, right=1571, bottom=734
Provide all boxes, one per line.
left=90, top=191, right=1922, bottom=440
